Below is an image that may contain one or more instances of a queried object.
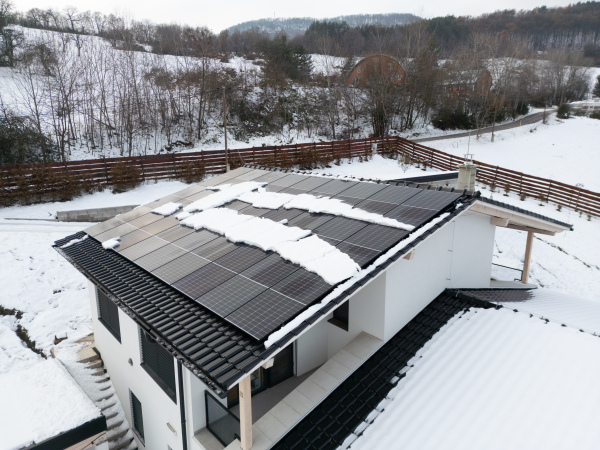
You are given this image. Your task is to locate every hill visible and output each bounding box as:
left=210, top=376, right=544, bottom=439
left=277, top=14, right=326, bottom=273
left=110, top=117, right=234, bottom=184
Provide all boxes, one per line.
left=228, top=13, right=420, bottom=37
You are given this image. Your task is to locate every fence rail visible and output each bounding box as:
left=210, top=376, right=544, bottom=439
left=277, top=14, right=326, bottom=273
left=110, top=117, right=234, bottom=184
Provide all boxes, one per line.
left=1, top=135, right=599, bottom=217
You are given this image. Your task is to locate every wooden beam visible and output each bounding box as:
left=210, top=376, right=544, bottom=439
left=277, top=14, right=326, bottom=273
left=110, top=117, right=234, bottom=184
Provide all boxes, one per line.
left=402, top=249, right=415, bottom=260
left=470, top=202, right=567, bottom=234
left=522, top=231, right=534, bottom=284
left=490, top=216, right=509, bottom=227
left=239, top=375, right=252, bottom=450
left=505, top=224, right=555, bottom=236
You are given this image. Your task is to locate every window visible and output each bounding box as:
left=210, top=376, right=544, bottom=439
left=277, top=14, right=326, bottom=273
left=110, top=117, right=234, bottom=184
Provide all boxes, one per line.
left=97, top=288, right=121, bottom=342
left=140, top=329, right=176, bottom=401
left=328, top=301, right=349, bottom=331
left=130, top=390, right=145, bottom=444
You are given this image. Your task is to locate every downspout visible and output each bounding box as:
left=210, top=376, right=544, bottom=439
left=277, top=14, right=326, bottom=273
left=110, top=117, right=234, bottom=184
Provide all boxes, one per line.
left=177, top=361, right=188, bottom=450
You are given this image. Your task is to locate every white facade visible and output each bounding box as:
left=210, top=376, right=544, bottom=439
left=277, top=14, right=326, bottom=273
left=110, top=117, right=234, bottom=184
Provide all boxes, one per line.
left=89, top=210, right=496, bottom=449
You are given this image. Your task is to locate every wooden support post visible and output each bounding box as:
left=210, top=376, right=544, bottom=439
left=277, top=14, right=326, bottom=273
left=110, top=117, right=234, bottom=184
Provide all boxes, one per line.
left=239, top=375, right=252, bottom=450
left=522, top=231, right=534, bottom=284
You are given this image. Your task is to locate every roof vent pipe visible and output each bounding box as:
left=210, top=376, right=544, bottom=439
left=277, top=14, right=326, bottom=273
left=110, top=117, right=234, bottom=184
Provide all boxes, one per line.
left=457, top=151, right=478, bottom=191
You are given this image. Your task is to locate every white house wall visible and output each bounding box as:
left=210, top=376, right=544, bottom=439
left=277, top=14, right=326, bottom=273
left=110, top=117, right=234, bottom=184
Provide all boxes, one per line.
left=89, top=281, right=214, bottom=450
left=296, top=319, right=328, bottom=376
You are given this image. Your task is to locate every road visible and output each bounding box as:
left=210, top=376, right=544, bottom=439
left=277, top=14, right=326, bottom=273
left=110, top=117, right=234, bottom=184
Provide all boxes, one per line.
left=412, top=109, right=555, bottom=143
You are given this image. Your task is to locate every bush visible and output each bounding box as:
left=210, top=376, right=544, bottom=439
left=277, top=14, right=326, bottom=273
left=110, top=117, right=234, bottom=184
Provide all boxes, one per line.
left=590, top=110, right=600, bottom=120
left=110, top=162, right=143, bottom=193
left=431, top=107, right=475, bottom=130
left=176, top=159, right=206, bottom=184
left=557, top=103, right=571, bottom=119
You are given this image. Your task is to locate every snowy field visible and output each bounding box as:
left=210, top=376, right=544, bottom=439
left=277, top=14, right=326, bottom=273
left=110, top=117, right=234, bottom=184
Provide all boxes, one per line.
left=426, top=115, right=600, bottom=192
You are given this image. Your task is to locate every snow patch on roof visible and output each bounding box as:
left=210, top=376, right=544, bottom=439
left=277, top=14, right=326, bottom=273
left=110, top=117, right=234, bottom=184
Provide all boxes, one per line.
left=59, top=234, right=88, bottom=249
left=264, top=212, right=450, bottom=348
left=183, top=182, right=263, bottom=213
left=151, top=201, right=182, bottom=216
left=346, top=307, right=600, bottom=450
left=102, top=237, right=121, bottom=250
left=180, top=208, right=357, bottom=284
left=238, top=188, right=294, bottom=209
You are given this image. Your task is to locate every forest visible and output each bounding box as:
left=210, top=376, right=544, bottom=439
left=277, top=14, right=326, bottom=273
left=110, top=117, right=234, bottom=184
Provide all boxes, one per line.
left=0, top=0, right=597, bottom=166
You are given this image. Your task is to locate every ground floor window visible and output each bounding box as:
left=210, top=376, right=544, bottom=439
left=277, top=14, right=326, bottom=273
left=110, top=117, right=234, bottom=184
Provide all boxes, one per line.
left=130, top=390, right=145, bottom=444
left=97, top=288, right=121, bottom=341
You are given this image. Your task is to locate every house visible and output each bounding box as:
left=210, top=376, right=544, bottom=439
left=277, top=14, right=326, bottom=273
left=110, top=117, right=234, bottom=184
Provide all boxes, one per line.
left=347, top=55, right=405, bottom=86
left=54, top=165, right=574, bottom=450
left=443, top=68, right=493, bottom=98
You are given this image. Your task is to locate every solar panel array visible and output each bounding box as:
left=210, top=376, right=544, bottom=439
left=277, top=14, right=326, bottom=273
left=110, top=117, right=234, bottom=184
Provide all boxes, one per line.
left=84, top=167, right=461, bottom=340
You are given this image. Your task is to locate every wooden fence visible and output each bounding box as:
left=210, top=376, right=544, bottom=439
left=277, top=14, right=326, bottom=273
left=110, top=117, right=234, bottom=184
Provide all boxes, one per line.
left=1, top=135, right=599, bottom=218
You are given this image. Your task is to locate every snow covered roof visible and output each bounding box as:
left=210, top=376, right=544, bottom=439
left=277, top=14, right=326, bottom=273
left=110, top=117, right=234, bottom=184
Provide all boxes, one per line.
left=55, top=166, right=474, bottom=392
left=274, top=289, right=600, bottom=449
left=0, top=357, right=104, bottom=449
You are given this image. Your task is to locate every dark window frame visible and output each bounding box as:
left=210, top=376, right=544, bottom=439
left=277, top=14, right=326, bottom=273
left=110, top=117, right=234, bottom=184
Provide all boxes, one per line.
left=97, top=288, right=121, bottom=342
left=328, top=301, right=349, bottom=331
left=130, top=390, right=145, bottom=444
left=139, top=328, right=177, bottom=402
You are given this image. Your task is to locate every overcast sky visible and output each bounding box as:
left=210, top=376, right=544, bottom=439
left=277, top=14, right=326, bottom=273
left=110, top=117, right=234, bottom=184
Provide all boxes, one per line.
left=12, top=0, right=575, bottom=33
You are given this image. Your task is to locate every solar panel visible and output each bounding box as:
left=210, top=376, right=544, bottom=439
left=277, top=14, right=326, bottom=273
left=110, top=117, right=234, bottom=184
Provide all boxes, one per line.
left=264, top=184, right=287, bottom=193
left=144, top=193, right=185, bottom=210
left=173, top=263, right=237, bottom=299
left=353, top=199, right=397, bottom=215
left=223, top=200, right=252, bottom=211
left=191, top=237, right=239, bottom=261
left=184, top=190, right=214, bottom=202
left=271, top=269, right=332, bottom=305
left=287, top=212, right=335, bottom=230
left=156, top=225, right=195, bottom=242
left=240, top=254, right=299, bottom=287
left=113, top=206, right=152, bottom=222
left=343, top=224, right=409, bottom=251
left=310, top=179, right=358, bottom=197
left=118, top=236, right=169, bottom=260
left=225, top=290, right=306, bottom=340
left=233, top=169, right=268, bottom=181
left=384, top=205, right=439, bottom=226
left=171, top=184, right=206, bottom=198
left=134, top=243, right=189, bottom=271
left=313, top=216, right=369, bottom=241
left=151, top=252, right=210, bottom=284
left=238, top=206, right=271, bottom=217
left=213, top=245, right=269, bottom=273
left=336, top=242, right=380, bottom=268
left=171, top=230, right=220, bottom=251
left=128, top=213, right=163, bottom=228
left=253, top=172, right=289, bottom=183
left=94, top=223, right=137, bottom=242
left=269, top=174, right=308, bottom=188
left=261, top=208, right=305, bottom=223
left=366, top=185, right=421, bottom=205
left=329, top=195, right=363, bottom=206
left=198, top=275, right=268, bottom=316
left=332, top=182, right=387, bottom=200
left=277, top=187, right=310, bottom=196
left=84, top=217, right=125, bottom=237
left=280, top=176, right=330, bottom=192
left=139, top=216, right=180, bottom=235
left=401, top=189, right=461, bottom=210
left=112, top=229, right=153, bottom=250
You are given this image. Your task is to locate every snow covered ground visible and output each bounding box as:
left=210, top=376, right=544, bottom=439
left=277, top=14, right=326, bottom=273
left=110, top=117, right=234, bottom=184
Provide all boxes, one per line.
left=347, top=306, right=600, bottom=450
left=426, top=115, right=600, bottom=192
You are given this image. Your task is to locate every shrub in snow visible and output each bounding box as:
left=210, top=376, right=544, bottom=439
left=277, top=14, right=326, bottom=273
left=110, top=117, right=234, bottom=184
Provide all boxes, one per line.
left=110, top=162, right=143, bottom=193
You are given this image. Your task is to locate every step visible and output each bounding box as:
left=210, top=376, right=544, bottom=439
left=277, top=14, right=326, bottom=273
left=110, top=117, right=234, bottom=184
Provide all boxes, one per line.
left=104, top=410, right=119, bottom=421
left=88, top=361, right=104, bottom=370
left=96, top=392, right=114, bottom=403
left=95, top=376, right=110, bottom=384
left=107, top=419, right=124, bottom=432
left=91, top=368, right=106, bottom=377
left=101, top=401, right=117, bottom=412
left=108, top=427, right=129, bottom=442
left=111, top=437, right=136, bottom=450
left=99, top=384, right=112, bottom=392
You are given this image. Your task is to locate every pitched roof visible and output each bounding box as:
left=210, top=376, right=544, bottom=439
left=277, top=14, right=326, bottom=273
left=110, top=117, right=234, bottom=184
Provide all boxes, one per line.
left=477, top=196, right=574, bottom=230
left=54, top=167, right=475, bottom=391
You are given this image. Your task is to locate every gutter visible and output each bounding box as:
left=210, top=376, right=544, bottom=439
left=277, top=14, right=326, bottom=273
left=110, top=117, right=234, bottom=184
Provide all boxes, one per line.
left=178, top=361, right=188, bottom=450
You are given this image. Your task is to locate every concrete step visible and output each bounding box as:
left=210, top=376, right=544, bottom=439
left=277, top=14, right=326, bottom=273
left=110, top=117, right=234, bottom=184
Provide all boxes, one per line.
left=95, top=376, right=110, bottom=384
left=111, top=437, right=136, bottom=450
left=107, top=427, right=129, bottom=442
left=87, top=361, right=103, bottom=370
left=99, top=384, right=112, bottom=392
left=91, top=368, right=106, bottom=377
left=107, top=418, right=124, bottom=432
left=101, top=401, right=117, bottom=412
left=104, top=410, right=119, bottom=421
left=96, top=392, right=114, bottom=403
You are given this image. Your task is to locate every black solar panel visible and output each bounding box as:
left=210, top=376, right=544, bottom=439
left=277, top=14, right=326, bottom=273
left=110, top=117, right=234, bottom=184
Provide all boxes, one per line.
left=113, top=229, right=153, bottom=250
left=128, top=213, right=163, bottom=228
left=264, top=184, right=287, bottom=193
left=253, top=172, right=289, bottom=183
left=84, top=217, right=125, bottom=237
left=287, top=212, right=335, bottom=230
left=156, top=225, right=194, bottom=243
left=313, top=216, right=368, bottom=241
left=329, top=195, right=363, bottom=206
left=240, top=254, right=299, bottom=287
left=353, top=199, right=397, bottom=215
left=184, top=190, right=214, bottom=202
left=151, top=252, right=211, bottom=284
left=213, top=245, right=270, bottom=273
left=118, top=236, right=169, bottom=260
left=171, top=230, right=219, bottom=251
left=366, top=185, right=421, bottom=205
left=271, top=269, right=332, bottom=305
left=226, top=290, right=306, bottom=340
left=144, top=194, right=184, bottom=210
left=198, top=275, right=268, bottom=316
left=401, top=189, right=461, bottom=210
left=191, top=237, right=239, bottom=261
left=261, top=208, right=305, bottom=223
left=384, top=205, right=439, bottom=226
left=173, top=263, right=237, bottom=299
left=336, top=242, right=380, bottom=268
left=113, top=206, right=152, bottom=222
left=134, top=243, right=189, bottom=271
left=223, top=200, right=251, bottom=211
left=94, top=223, right=137, bottom=242
left=238, top=206, right=271, bottom=217
left=283, top=176, right=330, bottom=192
left=310, top=179, right=358, bottom=197
left=139, top=216, right=180, bottom=235
left=277, top=187, right=309, bottom=196
left=333, top=182, right=387, bottom=200
left=344, top=224, right=409, bottom=251
left=234, top=169, right=269, bottom=181
left=171, top=184, right=206, bottom=198
left=269, top=174, right=308, bottom=188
